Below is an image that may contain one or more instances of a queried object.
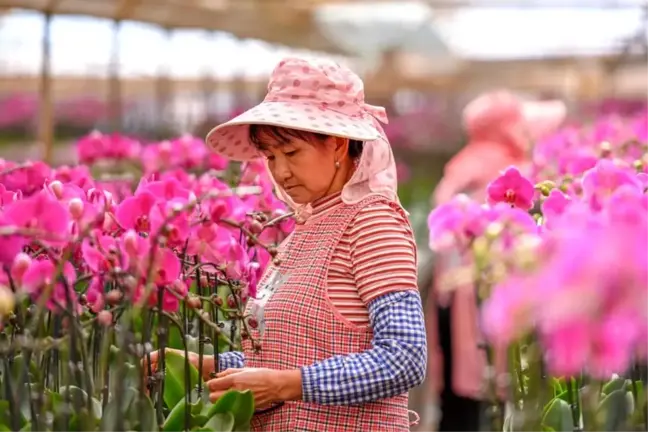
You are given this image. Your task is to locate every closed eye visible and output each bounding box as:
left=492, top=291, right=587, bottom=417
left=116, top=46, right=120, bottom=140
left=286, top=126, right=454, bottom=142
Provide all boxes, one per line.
left=284, top=150, right=298, bottom=157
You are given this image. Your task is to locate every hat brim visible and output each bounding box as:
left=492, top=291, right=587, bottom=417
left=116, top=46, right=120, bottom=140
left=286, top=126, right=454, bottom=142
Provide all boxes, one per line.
left=205, top=101, right=382, bottom=162
left=521, top=100, right=567, bottom=141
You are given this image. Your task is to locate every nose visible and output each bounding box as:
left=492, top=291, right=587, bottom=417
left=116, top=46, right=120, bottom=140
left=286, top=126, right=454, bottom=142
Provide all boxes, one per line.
left=271, top=156, right=292, bottom=185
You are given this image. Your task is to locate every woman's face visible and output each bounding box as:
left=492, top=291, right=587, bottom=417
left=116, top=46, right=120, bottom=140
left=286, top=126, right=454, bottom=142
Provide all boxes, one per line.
left=256, top=130, right=344, bottom=204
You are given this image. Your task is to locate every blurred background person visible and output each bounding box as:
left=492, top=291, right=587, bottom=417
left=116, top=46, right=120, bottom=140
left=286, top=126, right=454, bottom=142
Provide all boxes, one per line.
left=424, top=90, right=567, bottom=431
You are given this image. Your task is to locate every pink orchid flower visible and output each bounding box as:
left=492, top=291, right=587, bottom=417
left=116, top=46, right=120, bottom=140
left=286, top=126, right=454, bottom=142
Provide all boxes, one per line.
left=486, top=166, right=536, bottom=210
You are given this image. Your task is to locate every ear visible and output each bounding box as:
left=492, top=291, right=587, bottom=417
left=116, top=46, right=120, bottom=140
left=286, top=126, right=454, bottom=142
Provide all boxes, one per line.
left=332, top=136, right=349, bottom=162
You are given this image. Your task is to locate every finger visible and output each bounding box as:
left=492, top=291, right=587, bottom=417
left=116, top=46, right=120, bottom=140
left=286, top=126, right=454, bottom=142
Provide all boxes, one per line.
left=141, top=351, right=157, bottom=368
left=216, top=368, right=244, bottom=378
left=209, top=390, right=228, bottom=403
left=141, top=352, right=160, bottom=373
left=207, top=376, right=235, bottom=392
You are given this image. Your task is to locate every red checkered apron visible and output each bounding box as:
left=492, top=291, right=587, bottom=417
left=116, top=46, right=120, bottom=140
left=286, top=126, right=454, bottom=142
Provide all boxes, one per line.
left=242, top=195, right=410, bottom=432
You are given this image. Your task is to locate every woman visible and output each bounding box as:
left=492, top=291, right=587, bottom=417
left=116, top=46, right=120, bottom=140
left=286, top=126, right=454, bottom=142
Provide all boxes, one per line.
left=426, top=90, right=566, bottom=431
left=148, top=57, right=427, bottom=431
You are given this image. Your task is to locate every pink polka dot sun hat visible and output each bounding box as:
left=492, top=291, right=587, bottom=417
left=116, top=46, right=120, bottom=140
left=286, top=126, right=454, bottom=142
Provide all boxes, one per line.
left=205, top=57, right=387, bottom=162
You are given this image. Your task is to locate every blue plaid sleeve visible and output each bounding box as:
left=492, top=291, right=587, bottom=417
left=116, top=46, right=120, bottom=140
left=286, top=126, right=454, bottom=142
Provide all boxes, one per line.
left=300, top=290, right=427, bottom=405
left=218, top=351, right=245, bottom=370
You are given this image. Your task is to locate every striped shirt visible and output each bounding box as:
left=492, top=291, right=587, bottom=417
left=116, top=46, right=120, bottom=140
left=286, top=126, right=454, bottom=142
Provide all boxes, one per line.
left=218, top=193, right=427, bottom=405
left=308, top=192, right=418, bottom=325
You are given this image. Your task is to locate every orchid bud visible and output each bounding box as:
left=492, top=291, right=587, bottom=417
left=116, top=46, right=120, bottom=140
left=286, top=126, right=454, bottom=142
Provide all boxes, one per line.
left=103, top=190, right=114, bottom=208
left=68, top=198, right=84, bottom=220
left=633, top=159, right=644, bottom=172
left=0, top=286, right=15, bottom=318
left=11, top=253, right=31, bottom=283
left=535, top=180, right=556, bottom=197
left=187, top=296, right=202, bottom=310
left=49, top=181, right=64, bottom=199
left=599, top=141, right=612, bottom=157
left=212, top=295, right=223, bottom=307
left=187, top=192, right=198, bottom=209
left=249, top=220, right=263, bottom=235
left=102, top=213, right=117, bottom=232
left=514, top=234, right=542, bottom=270
left=123, top=276, right=138, bottom=291
left=172, top=279, right=188, bottom=296
left=106, top=289, right=123, bottom=305
left=97, top=310, right=113, bottom=326
left=472, top=237, right=490, bottom=268
left=170, top=202, right=184, bottom=214
left=123, top=229, right=139, bottom=257
left=485, top=222, right=504, bottom=240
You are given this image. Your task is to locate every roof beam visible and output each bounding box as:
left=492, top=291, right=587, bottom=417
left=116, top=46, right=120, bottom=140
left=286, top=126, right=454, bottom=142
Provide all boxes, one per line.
left=114, top=0, right=144, bottom=20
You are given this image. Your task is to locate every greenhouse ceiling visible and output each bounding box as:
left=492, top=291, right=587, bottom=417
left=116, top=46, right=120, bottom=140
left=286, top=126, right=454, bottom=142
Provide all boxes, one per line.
left=0, top=0, right=645, bottom=63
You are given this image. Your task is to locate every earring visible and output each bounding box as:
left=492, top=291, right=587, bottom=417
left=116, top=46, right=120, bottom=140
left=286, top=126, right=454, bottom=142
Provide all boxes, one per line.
left=334, top=160, right=340, bottom=169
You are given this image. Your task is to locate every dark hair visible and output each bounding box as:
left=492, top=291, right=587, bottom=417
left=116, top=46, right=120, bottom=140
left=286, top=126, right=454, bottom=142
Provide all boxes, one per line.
left=248, top=124, right=364, bottom=159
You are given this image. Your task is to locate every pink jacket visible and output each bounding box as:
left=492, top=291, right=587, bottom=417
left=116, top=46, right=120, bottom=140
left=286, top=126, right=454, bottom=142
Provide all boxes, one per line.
left=427, top=91, right=566, bottom=399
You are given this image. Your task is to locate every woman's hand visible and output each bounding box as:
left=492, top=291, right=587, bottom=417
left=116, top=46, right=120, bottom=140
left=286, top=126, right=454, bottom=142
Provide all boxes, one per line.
left=142, top=348, right=215, bottom=382
left=206, top=368, right=302, bottom=408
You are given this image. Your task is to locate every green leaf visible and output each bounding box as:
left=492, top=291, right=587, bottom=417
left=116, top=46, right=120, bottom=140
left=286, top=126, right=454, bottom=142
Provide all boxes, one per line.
left=203, top=412, right=235, bottom=432
left=598, top=389, right=631, bottom=431
left=100, top=399, right=119, bottom=431
left=603, top=378, right=629, bottom=395
left=625, top=391, right=635, bottom=414
left=59, top=386, right=102, bottom=419
left=542, top=398, right=574, bottom=432
left=163, top=399, right=188, bottom=432
left=101, top=387, right=139, bottom=431
left=191, top=399, right=204, bottom=416
left=18, top=383, right=35, bottom=423
left=130, top=393, right=158, bottom=432
left=10, top=355, right=40, bottom=384
left=68, top=411, right=95, bottom=432
left=168, top=326, right=186, bottom=350
left=109, top=362, right=140, bottom=396
left=205, top=390, right=254, bottom=431
left=0, top=400, right=11, bottom=427
left=186, top=336, right=214, bottom=356
left=192, top=415, right=209, bottom=428
left=163, top=351, right=200, bottom=409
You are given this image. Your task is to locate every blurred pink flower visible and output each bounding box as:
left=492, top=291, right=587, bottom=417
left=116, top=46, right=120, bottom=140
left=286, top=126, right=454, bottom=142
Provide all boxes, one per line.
left=427, top=195, right=487, bottom=251
left=22, top=260, right=78, bottom=312
left=3, top=190, right=70, bottom=246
